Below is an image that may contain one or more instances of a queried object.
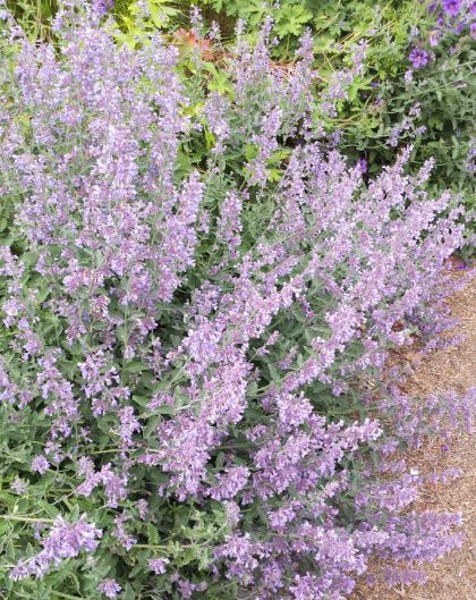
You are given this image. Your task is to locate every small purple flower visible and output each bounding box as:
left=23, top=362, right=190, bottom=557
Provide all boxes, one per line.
left=428, top=30, right=440, bottom=47
left=471, top=22, right=476, bottom=39
left=148, top=557, right=170, bottom=575
left=409, top=48, right=429, bottom=69
left=356, top=158, right=368, bottom=174
left=112, top=514, right=136, bottom=550
left=136, top=499, right=149, bottom=519
left=98, top=579, right=122, bottom=598
left=31, top=455, right=49, bottom=475
left=10, top=477, right=28, bottom=495
left=92, top=0, right=114, bottom=16
left=442, top=0, right=462, bottom=17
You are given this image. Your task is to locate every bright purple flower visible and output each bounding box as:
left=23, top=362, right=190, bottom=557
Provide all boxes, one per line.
left=409, top=48, right=429, bottom=68
left=356, top=157, right=368, bottom=174
left=442, top=0, right=462, bottom=17
left=92, top=0, right=114, bottom=16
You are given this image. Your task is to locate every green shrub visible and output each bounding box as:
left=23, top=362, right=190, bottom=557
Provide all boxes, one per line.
left=114, top=0, right=476, bottom=248
left=6, top=1, right=476, bottom=233
left=0, top=3, right=472, bottom=598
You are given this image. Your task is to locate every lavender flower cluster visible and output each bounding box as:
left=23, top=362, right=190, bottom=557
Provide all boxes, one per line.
left=10, top=515, right=102, bottom=581
left=0, top=2, right=473, bottom=598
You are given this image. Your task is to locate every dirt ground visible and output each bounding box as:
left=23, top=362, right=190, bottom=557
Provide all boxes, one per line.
left=352, top=269, right=476, bottom=600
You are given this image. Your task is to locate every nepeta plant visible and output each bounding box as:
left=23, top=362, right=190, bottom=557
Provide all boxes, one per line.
left=0, top=2, right=473, bottom=598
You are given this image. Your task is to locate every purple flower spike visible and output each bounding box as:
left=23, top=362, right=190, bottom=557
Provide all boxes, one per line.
left=409, top=48, right=429, bottom=68
left=11, top=515, right=102, bottom=580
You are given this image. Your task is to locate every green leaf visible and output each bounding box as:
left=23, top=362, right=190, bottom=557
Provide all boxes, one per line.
left=124, top=360, right=146, bottom=374
left=244, top=144, right=258, bottom=161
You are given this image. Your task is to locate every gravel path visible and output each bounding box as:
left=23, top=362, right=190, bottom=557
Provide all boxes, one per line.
left=353, top=269, right=476, bottom=600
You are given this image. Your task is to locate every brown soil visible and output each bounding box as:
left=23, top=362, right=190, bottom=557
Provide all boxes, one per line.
left=352, top=270, right=476, bottom=600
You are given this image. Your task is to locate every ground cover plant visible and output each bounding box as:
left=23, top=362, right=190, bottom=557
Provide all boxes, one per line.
left=115, top=0, right=476, bottom=253
left=0, top=1, right=475, bottom=599
left=4, top=1, right=476, bottom=243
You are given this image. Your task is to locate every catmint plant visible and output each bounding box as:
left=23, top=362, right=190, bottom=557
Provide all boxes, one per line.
left=0, top=2, right=473, bottom=598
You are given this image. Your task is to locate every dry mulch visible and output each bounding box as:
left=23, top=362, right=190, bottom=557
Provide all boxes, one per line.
left=352, top=269, right=476, bottom=600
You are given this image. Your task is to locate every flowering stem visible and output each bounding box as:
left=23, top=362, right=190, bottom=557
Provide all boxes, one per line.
left=134, top=543, right=172, bottom=550
left=0, top=515, right=55, bottom=524
left=89, top=448, right=123, bottom=455
left=52, top=592, right=84, bottom=600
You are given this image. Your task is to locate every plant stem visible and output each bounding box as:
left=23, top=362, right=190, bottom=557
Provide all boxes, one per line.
left=0, top=515, right=55, bottom=524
